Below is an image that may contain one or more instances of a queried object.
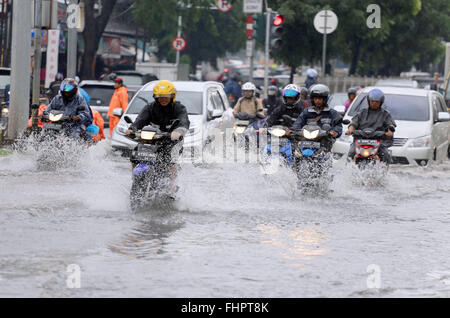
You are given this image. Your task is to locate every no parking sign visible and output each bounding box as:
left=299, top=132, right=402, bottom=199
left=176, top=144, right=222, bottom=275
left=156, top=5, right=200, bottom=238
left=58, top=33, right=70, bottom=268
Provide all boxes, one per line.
left=172, top=36, right=186, bottom=52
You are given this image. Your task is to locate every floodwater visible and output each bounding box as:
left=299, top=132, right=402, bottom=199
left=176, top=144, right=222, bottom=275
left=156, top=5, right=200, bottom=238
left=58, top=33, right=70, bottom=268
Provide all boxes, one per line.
left=0, top=138, right=449, bottom=297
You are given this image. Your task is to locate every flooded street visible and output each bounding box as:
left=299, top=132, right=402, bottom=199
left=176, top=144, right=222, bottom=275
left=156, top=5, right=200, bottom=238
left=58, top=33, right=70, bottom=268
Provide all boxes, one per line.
left=1, top=139, right=450, bottom=298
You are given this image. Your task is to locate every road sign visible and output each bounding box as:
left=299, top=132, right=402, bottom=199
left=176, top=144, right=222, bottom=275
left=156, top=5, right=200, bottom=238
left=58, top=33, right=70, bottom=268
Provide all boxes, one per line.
left=243, top=0, right=263, bottom=13
left=172, top=36, right=186, bottom=52
left=216, top=0, right=232, bottom=12
left=314, top=10, right=338, bottom=34
left=246, top=14, right=255, bottom=39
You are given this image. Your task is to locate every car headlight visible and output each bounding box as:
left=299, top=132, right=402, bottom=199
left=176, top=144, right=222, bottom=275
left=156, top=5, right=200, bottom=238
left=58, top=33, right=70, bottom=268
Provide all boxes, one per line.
left=409, top=135, right=430, bottom=148
left=270, top=128, right=286, bottom=137
left=49, top=113, right=63, bottom=121
left=303, top=129, right=319, bottom=140
left=141, top=131, right=155, bottom=140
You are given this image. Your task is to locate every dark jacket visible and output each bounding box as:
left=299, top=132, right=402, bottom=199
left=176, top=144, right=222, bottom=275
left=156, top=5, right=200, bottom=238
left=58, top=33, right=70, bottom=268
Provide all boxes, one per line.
left=224, top=79, right=242, bottom=98
left=265, top=103, right=303, bottom=127
left=263, top=96, right=283, bottom=116
left=130, top=101, right=190, bottom=134
left=44, top=94, right=92, bottom=135
left=350, top=107, right=396, bottom=132
left=292, top=105, right=343, bottom=137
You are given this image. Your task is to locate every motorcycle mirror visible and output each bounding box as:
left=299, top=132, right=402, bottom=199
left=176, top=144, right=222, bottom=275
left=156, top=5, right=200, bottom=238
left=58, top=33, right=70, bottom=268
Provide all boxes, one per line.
left=124, top=116, right=133, bottom=124
left=342, top=119, right=351, bottom=125
left=256, top=113, right=265, bottom=119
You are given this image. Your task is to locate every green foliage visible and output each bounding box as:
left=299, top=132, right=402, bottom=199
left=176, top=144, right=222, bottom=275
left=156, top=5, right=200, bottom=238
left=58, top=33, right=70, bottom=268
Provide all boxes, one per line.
left=268, top=0, right=450, bottom=76
left=133, top=0, right=246, bottom=69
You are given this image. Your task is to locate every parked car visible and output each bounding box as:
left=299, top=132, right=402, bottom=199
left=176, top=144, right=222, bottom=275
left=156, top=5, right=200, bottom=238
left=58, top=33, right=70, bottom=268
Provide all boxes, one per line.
left=0, top=67, right=11, bottom=104
left=375, top=79, right=419, bottom=88
left=110, top=81, right=235, bottom=158
left=79, top=80, right=138, bottom=127
left=114, top=70, right=158, bottom=86
left=332, top=86, right=450, bottom=165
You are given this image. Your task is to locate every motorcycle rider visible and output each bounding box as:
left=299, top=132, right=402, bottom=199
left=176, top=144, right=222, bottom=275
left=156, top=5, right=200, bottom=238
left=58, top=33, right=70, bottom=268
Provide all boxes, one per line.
left=262, top=85, right=283, bottom=116
left=299, top=86, right=311, bottom=109
left=346, top=88, right=396, bottom=163
left=344, top=86, right=359, bottom=111
left=224, top=72, right=242, bottom=107
left=125, top=80, right=190, bottom=198
left=233, top=82, right=265, bottom=118
left=304, top=68, right=318, bottom=89
left=265, top=84, right=303, bottom=128
left=290, top=84, right=342, bottom=151
left=43, top=78, right=92, bottom=139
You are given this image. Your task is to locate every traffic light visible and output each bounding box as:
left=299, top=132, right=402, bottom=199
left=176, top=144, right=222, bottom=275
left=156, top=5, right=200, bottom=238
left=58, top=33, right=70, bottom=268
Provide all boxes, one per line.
left=270, top=13, right=285, bottom=51
left=252, top=13, right=266, bottom=45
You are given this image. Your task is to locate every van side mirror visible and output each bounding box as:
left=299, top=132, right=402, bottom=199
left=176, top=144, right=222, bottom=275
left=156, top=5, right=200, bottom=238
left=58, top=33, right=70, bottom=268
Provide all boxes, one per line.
left=112, top=108, right=123, bottom=117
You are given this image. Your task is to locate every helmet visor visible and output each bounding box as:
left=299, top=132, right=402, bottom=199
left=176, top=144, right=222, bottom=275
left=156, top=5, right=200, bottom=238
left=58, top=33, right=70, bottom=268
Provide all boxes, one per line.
left=283, top=89, right=299, bottom=97
left=61, top=84, right=75, bottom=92
left=154, top=94, right=174, bottom=98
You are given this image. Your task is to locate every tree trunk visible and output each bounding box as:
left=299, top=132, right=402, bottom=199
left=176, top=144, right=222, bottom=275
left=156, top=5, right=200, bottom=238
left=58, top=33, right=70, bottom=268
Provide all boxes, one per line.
left=289, top=65, right=296, bottom=84
left=79, top=0, right=117, bottom=80
left=349, top=36, right=361, bottom=75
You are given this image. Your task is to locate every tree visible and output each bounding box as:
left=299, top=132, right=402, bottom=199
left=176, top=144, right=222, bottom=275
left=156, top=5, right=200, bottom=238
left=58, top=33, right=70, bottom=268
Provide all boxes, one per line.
left=133, top=0, right=246, bottom=71
left=79, top=0, right=118, bottom=80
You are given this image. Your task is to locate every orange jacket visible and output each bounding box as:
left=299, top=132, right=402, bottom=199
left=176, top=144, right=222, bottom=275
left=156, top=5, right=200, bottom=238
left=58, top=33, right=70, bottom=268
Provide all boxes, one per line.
left=107, top=86, right=128, bottom=117
left=91, top=109, right=105, bottom=142
left=27, top=104, right=47, bottom=128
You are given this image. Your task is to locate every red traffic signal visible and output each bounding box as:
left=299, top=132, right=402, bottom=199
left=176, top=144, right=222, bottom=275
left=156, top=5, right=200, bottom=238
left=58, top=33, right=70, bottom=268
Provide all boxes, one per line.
left=273, top=15, right=285, bottom=26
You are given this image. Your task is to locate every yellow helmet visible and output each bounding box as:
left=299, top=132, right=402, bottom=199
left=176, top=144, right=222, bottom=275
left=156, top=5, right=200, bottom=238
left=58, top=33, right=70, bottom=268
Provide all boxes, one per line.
left=153, top=80, right=177, bottom=102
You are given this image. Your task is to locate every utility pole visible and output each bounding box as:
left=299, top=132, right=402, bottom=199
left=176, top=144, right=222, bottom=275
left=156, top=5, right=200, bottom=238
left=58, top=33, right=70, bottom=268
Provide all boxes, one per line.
left=67, top=0, right=79, bottom=78
left=175, top=15, right=182, bottom=67
left=31, top=0, right=43, bottom=128
left=7, top=1, right=32, bottom=140
left=264, top=8, right=271, bottom=100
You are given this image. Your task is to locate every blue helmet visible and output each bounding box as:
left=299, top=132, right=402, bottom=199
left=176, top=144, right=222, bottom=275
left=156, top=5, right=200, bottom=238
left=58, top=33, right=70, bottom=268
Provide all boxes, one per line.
left=367, top=88, right=385, bottom=106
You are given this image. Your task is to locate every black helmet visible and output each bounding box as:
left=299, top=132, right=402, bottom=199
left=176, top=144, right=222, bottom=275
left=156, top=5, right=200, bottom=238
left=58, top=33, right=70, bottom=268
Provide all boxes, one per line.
left=309, top=84, right=330, bottom=105
left=347, top=86, right=359, bottom=97
left=59, top=78, right=78, bottom=101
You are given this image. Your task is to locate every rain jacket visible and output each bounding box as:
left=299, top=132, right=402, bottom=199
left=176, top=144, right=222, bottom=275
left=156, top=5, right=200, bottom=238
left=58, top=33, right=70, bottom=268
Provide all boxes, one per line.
left=27, top=104, right=47, bottom=128
left=233, top=97, right=265, bottom=117
left=263, top=96, right=283, bottom=116
left=224, top=79, right=242, bottom=99
left=107, top=86, right=128, bottom=117
left=130, top=101, right=190, bottom=135
left=43, top=94, right=92, bottom=138
left=107, top=86, right=129, bottom=136
left=292, top=105, right=343, bottom=137
left=265, top=103, right=303, bottom=127
left=91, top=109, right=105, bottom=142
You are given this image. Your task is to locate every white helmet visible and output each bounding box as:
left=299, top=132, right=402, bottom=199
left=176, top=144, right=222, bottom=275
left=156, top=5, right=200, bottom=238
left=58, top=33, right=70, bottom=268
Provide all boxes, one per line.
left=241, top=82, right=256, bottom=91
left=306, top=68, right=318, bottom=78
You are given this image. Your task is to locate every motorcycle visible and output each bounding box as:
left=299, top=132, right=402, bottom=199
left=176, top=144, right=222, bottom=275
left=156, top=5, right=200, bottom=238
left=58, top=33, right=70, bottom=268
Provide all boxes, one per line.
left=262, top=115, right=297, bottom=169
left=35, top=107, right=93, bottom=170
left=233, top=112, right=265, bottom=150
left=290, top=123, right=336, bottom=193
left=124, top=116, right=182, bottom=211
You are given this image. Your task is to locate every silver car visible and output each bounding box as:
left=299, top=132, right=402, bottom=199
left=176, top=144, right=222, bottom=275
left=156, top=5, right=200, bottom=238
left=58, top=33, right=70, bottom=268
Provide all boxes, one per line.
left=332, top=86, right=450, bottom=165
left=110, top=81, right=235, bottom=159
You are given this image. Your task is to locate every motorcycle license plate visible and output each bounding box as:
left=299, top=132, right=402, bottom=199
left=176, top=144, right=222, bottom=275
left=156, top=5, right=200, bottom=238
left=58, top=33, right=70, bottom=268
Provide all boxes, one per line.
left=298, top=141, right=320, bottom=148
left=45, top=123, right=62, bottom=130
left=356, top=139, right=378, bottom=145
left=135, top=151, right=156, bottom=161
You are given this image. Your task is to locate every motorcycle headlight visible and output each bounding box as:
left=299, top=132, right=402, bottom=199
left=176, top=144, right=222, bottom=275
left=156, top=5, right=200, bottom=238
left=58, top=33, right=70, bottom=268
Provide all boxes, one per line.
left=409, top=136, right=430, bottom=148
left=303, top=129, right=319, bottom=140
left=2, top=108, right=8, bottom=116
left=141, top=131, right=155, bottom=140
left=235, top=126, right=246, bottom=134
left=49, top=113, right=63, bottom=122
left=270, top=128, right=286, bottom=137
